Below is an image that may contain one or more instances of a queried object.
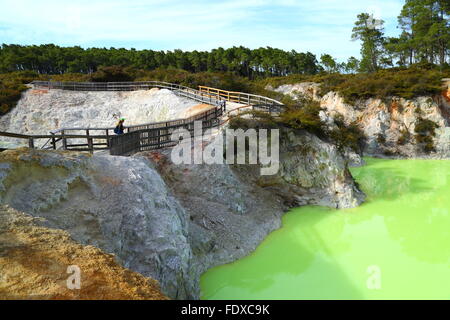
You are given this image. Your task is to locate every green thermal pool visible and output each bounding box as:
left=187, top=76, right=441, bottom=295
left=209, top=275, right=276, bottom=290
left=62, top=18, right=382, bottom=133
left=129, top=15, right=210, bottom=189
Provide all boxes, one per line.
left=200, top=158, right=450, bottom=299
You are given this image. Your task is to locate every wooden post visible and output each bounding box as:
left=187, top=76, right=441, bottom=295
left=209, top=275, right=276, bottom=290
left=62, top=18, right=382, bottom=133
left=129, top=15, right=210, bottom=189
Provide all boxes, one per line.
left=51, top=133, right=56, bottom=150
left=105, top=129, right=110, bottom=148
left=61, top=130, right=67, bottom=150
left=85, top=129, right=91, bottom=153
left=158, top=129, right=161, bottom=149
left=88, top=138, right=93, bottom=154
left=28, top=138, right=34, bottom=149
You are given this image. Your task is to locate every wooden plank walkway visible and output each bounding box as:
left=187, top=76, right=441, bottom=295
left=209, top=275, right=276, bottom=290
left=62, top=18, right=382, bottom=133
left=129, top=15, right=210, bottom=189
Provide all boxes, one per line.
left=1, top=81, right=284, bottom=156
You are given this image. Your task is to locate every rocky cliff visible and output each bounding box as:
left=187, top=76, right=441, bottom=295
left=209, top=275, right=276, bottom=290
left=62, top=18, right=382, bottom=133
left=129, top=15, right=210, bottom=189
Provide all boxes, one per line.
left=0, top=148, right=194, bottom=299
left=0, top=123, right=364, bottom=299
left=273, top=82, right=450, bottom=158
left=136, top=127, right=364, bottom=296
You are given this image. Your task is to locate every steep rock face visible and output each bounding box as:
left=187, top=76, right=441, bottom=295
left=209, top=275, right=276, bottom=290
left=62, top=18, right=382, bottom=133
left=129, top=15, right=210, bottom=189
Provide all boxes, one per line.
left=139, top=127, right=364, bottom=295
left=0, top=125, right=365, bottom=299
left=139, top=149, right=286, bottom=285
left=274, top=83, right=450, bottom=158
left=276, top=129, right=364, bottom=208
left=0, top=148, right=193, bottom=299
left=0, top=205, right=168, bottom=300
left=0, top=88, right=197, bottom=148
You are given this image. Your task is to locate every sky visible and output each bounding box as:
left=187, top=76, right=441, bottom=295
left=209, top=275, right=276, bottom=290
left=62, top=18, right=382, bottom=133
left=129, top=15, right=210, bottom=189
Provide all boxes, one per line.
left=0, top=0, right=405, bottom=61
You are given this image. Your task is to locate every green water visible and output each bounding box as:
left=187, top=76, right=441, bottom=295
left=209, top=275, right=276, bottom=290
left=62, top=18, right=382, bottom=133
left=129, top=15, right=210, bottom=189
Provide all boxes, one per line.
left=200, top=158, right=450, bottom=300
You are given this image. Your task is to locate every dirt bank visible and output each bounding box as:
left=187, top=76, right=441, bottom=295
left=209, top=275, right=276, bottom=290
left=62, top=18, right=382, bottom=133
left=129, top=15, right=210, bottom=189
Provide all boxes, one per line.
left=0, top=205, right=168, bottom=300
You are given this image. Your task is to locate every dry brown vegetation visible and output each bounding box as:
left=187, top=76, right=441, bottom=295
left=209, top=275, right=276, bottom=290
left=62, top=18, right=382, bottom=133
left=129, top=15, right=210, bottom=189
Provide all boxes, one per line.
left=0, top=205, right=168, bottom=300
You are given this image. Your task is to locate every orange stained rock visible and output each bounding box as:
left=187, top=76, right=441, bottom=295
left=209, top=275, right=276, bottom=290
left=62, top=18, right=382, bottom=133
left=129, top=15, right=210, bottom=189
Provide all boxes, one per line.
left=182, top=104, right=215, bottom=118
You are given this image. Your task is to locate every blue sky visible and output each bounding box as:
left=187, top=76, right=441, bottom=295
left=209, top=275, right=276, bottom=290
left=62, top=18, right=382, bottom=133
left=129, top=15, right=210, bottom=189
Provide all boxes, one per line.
left=0, top=0, right=405, bottom=61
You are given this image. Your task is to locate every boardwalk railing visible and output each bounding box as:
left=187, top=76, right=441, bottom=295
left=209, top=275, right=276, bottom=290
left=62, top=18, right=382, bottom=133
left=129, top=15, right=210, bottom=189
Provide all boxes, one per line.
left=31, top=81, right=229, bottom=153
left=0, top=130, right=112, bottom=152
left=32, top=81, right=225, bottom=106
left=198, top=86, right=283, bottom=107
left=109, top=104, right=225, bottom=155
left=0, top=81, right=283, bottom=155
left=0, top=106, right=225, bottom=155
left=32, top=81, right=284, bottom=107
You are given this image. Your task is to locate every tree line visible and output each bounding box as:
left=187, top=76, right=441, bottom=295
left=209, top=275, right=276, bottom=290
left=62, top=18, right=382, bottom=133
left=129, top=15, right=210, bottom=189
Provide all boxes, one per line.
left=0, top=45, right=322, bottom=78
left=0, top=0, right=448, bottom=78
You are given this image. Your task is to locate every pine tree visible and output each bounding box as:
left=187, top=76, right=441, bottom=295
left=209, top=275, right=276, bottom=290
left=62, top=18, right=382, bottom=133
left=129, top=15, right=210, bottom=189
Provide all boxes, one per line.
left=396, top=0, right=450, bottom=66
left=320, top=54, right=338, bottom=73
left=351, top=13, right=385, bottom=72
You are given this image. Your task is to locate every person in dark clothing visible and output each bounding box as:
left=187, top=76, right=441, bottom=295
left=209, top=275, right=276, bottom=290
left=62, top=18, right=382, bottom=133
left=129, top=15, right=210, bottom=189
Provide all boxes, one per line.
left=114, top=118, right=125, bottom=135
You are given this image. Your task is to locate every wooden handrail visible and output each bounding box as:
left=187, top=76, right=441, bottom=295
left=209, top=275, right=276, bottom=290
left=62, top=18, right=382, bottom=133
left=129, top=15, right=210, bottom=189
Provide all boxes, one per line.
left=0, top=131, right=31, bottom=139
left=0, top=131, right=108, bottom=139
left=198, top=85, right=283, bottom=106
left=32, top=81, right=283, bottom=106
left=0, top=81, right=284, bottom=154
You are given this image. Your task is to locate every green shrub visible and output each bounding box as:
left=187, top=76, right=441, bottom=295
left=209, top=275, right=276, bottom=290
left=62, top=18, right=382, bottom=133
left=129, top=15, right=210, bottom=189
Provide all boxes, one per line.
left=376, top=133, right=386, bottom=144
left=135, top=68, right=251, bottom=92
left=329, top=118, right=366, bottom=153
left=91, top=66, right=136, bottom=82
left=0, top=71, right=41, bottom=115
left=255, top=65, right=449, bottom=105
left=278, top=96, right=325, bottom=136
left=414, top=118, right=439, bottom=153
left=228, top=95, right=327, bottom=143
left=49, top=73, right=91, bottom=82
left=397, top=129, right=410, bottom=145
left=228, top=110, right=279, bottom=130
left=321, top=66, right=447, bottom=104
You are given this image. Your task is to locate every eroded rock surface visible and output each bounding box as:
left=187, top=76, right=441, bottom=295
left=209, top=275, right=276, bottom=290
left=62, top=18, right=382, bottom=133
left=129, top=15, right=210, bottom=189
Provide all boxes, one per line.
left=137, top=127, right=364, bottom=293
left=0, top=205, right=168, bottom=300
left=0, top=126, right=364, bottom=299
left=0, top=148, right=193, bottom=299
left=274, top=83, right=450, bottom=158
left=276, top=129, right=364, bottom=208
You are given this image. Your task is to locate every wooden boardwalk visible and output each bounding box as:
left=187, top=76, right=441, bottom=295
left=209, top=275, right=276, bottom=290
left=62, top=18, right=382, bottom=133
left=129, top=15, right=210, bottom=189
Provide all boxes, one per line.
left=1, top=81, right=283, bottom=156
